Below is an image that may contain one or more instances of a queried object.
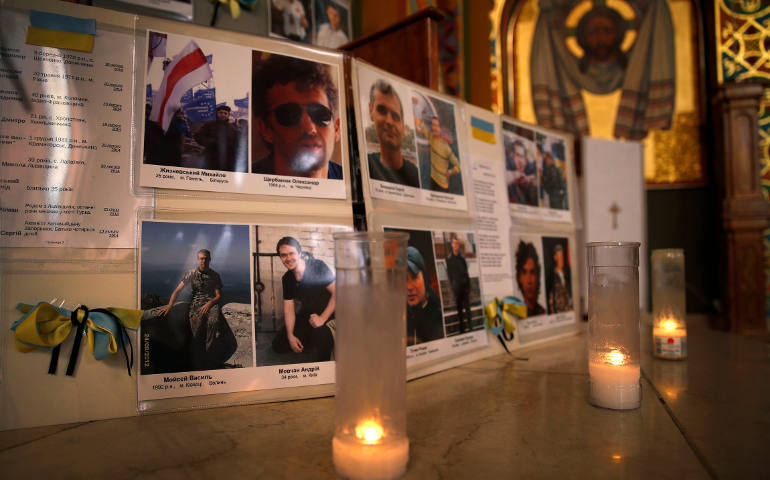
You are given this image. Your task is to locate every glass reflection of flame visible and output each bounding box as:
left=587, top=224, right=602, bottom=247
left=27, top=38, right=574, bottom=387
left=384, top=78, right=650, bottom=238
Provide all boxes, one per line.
left=355, top=419, right=384, bottom=445
left=660, top=318, right=679, bottom=331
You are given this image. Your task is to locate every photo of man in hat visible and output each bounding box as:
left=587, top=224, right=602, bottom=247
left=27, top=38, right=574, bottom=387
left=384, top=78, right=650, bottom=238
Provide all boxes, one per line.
left=194, top=104, right=240, bottom=172
left=406, top=245, right=444, bottom=346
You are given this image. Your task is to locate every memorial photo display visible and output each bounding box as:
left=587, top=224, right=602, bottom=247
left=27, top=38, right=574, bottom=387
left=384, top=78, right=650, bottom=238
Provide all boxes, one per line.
left=502, top=117, right=573, bottom=223
left=138, top=220, right=349, bottom=401
left=269, top=0, right=352, bottom=50
left=510, top=232, right=575, bottom=339
left=356, top=62, right=469, bottom=211
left=384, top=227, right=488, bottom=366
left=139, top=30, right=346, bottom=199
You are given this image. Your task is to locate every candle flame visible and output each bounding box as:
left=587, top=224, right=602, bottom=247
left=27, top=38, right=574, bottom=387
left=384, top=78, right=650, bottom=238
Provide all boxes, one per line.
left=606, top=349, right=626, bottom=366
left=660, top=319, right=678, bottom=331
left=355, top=419, right=384, bottom=445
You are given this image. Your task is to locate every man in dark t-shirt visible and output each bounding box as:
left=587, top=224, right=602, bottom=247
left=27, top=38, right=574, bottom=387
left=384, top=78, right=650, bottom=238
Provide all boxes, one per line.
left=406, top=246, right=444, bottom=346
left=272, top=236, right=335, bottom=361
left=366, top=79, right=420, bottom=188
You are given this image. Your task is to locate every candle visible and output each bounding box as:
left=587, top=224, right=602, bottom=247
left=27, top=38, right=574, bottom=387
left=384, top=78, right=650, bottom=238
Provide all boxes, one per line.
left=589, top=349, right=641, bottom=410
left=652, top=316, right=687, bottom=359
left=333, top=233, right=410, bottom=480
left=333, top=419, right=409, bottom=480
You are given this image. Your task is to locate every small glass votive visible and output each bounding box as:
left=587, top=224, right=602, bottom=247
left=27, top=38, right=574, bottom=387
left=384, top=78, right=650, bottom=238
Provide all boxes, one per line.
left=586, top=242, right=641, bottom=410
left=651, top=249, right=687, bottom=360
left=332, top=232, right=410, bottom=480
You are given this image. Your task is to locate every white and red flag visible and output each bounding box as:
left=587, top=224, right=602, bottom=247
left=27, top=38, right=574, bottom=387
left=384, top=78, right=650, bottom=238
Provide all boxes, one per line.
left=150, top=40, right=212, bottom=132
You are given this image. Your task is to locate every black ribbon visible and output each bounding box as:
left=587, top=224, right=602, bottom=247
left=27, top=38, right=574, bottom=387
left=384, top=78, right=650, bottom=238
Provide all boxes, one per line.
left=48, top=305, right=89, bottom=376
left=46, top=306, right=134, bottom=376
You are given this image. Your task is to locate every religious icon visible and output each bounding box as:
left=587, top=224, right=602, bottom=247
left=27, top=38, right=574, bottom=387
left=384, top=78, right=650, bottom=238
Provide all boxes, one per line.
left=530, top=0, right=675, bottom=140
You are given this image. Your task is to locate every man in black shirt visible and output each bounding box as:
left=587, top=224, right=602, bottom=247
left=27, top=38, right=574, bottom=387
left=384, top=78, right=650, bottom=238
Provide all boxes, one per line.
left=446, top=235, right=471, bottom=333
left=367, top=79, right=419, bottom=188
left=272, top=236, right=336, bottom=361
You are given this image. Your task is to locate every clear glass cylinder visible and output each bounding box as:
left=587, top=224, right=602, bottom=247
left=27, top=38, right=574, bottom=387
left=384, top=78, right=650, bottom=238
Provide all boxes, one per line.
left=586, top=242, right=641, bottom=410
left=651, top=249, right=687, bottom=359
left=332, top=232, right=409, bottom=480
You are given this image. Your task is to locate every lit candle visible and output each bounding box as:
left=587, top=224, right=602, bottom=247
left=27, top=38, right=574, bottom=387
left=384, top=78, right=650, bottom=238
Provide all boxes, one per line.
left=333, top=418, right=409, bottom=480
left=333, top=233, right=410, bottom=480
left=589, top=348, right=641, bottom=410
left=652, top=316, right=687, bottom=359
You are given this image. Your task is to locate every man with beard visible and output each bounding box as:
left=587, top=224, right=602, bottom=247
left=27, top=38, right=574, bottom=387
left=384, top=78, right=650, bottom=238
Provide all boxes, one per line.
left=367, top=79, right=419, bottom=188
left=194, top=105, right=239, bottom=172
left=252, top=54, right=342, bottom=179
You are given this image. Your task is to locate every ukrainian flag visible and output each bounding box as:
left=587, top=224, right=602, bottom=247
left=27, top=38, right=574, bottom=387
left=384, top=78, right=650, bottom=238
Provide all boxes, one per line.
left=471, top=116, right=496, bottom=144
left=25, top=10, right=96, bottom=53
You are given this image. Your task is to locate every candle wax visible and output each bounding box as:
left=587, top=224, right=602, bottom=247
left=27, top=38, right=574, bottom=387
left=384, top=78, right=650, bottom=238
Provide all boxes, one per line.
left=589, top=361, right=641, bottom=410
left=333, top=436, right=409, bottom=480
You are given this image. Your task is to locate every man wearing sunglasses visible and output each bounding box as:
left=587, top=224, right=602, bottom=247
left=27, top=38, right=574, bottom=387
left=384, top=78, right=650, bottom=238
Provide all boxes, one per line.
left=252, top=54, right=342, bottom=179
left=367, top=79, right=419, bottom=189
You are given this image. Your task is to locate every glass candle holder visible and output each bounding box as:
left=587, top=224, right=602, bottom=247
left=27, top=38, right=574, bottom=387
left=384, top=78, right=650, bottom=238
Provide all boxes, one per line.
left=332, top=232, right=410, bottom=480
left=586, top=242, right=641, bottom=410
left=651, top=249, right=687, bottom=360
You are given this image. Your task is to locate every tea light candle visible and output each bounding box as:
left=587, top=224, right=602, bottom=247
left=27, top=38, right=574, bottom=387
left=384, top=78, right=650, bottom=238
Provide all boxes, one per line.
left=652, top=316, right=687, bottom=359
left=589, top=349, right=641, bottom=410
left=332, top=418, right=409, bottom=480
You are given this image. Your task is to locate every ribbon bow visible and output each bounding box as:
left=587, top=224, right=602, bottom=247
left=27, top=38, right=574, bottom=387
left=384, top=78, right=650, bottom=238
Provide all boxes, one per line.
left=484, top=296, right=527, bottom=354
left=11, top=302, right=142, bottom=376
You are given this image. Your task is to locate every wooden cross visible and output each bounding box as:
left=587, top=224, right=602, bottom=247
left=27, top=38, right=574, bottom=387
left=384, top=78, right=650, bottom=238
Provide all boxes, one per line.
left=609, top=202, right=621, bottom=230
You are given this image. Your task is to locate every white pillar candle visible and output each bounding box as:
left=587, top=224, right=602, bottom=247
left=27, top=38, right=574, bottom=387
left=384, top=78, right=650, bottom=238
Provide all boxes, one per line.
left=589, top=349, right=641, bottom=410
left=333, top=431, right=409, bottom=480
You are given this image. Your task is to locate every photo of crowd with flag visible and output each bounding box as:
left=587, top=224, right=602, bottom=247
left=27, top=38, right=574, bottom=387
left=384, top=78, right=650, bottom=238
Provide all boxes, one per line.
left=144, top=31, right=250, bottom=172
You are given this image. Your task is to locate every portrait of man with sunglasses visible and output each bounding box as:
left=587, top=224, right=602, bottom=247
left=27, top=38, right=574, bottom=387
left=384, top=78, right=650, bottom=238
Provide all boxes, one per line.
left=252, top=53, right=342, bottom=180
left=366, top=79, right=420, bottom=189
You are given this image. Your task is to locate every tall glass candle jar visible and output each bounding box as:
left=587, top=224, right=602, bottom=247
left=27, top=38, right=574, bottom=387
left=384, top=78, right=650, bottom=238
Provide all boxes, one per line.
left=332, top=232, right=410, bottom=480
left=586, top=242, right=641, bottom=410
left=651, top=249, right=687, bottom=359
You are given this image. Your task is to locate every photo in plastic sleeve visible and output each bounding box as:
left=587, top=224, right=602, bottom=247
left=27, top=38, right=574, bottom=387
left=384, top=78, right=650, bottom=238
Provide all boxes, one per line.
left=535, top=132, right=569, bottom=211
left=541, top=236, right=574, bottom=315
left=251, top=50, right=343, bottom=180
left=313, top=0, right=350, bottom=49
left=358, top=70, right=420, bottom=189
left=502, top=120, right=539, bottom=207
left=270, top=0, right=312, bottom=44
left=253, top=225, right=348, bottom=366
left=510, top=233, right=547, bottom=319
left=412, top=92, right=464, bottom=195
left=140, top=221, right=254, bottom=375
left=384, top=227, right=446, bottom=346
left=144, top=31, right=250, bottom=173
left=431, top=231, right=485, bottom=337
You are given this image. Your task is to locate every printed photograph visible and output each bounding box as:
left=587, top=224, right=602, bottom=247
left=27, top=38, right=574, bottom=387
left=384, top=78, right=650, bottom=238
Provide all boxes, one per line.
left=313, top=0, right=350, bottom=49
left=412, top=92, right=464, bottom=195
left=536, top=132, right=569, bottom=210
left=270, top=0, right=312, bottom=43
left=502, top=121, right=539, bottom=207
left=144, top=31, right=250, bottom=173
left=542, top=236, right=573, bottom=314
left=140, top=221, right=253, bottom=375
left=511, top=233, right=547, bottom=319
left=251, top=50, right=343, bottom=180
left=385, top=228, right=446, bottom=346
left=359, top=72, right=419, bottom=188
left=432, top=231, right=484, bottom=336
left=252, top=225, right=344, bottom=366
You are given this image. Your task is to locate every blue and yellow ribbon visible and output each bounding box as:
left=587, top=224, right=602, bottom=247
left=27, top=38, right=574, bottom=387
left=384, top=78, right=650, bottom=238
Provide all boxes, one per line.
left=12, top=302, right=142, bottom=376
left=484, top=296, right=527, bottom=354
